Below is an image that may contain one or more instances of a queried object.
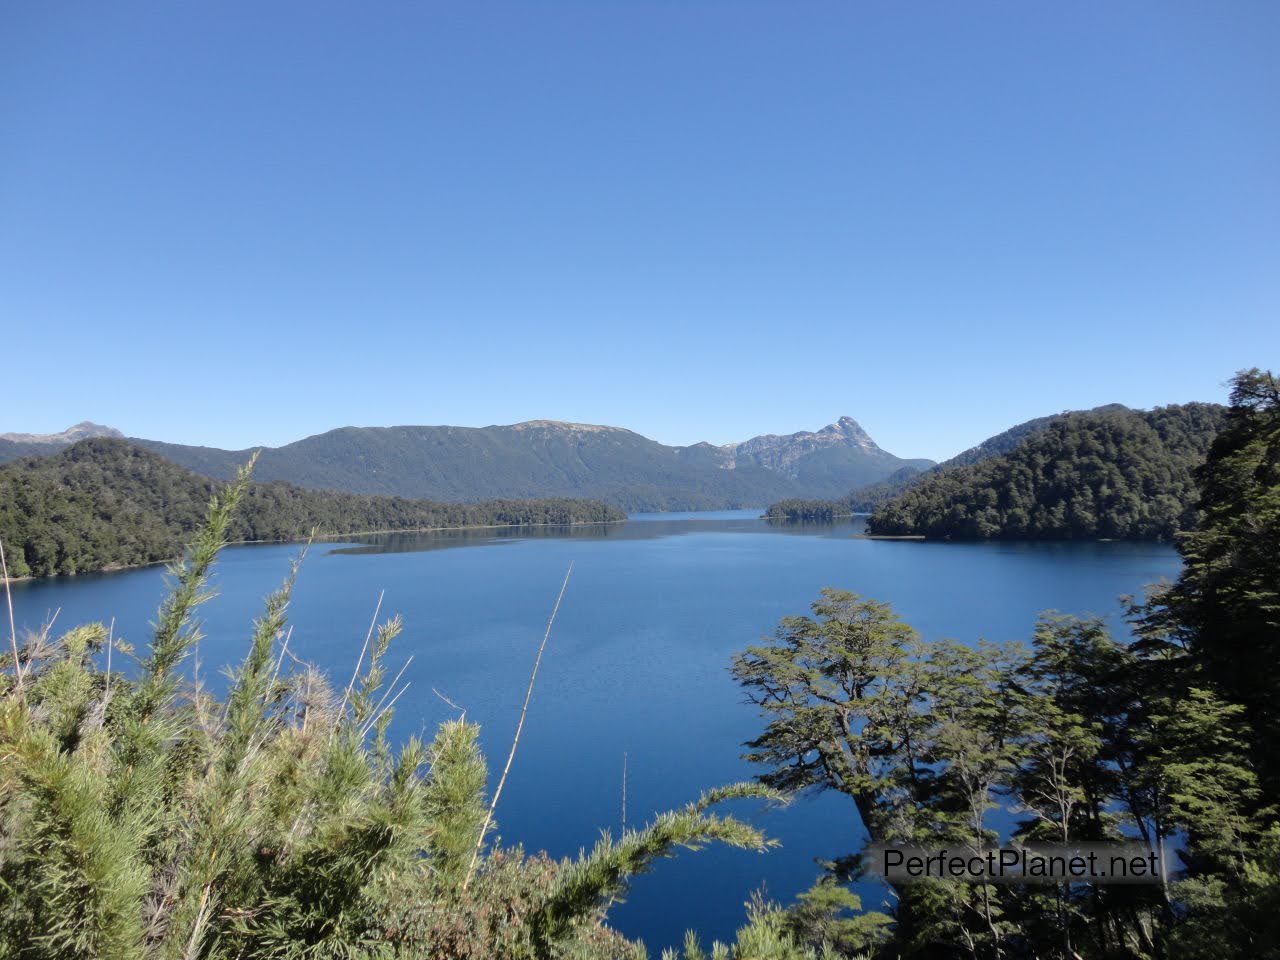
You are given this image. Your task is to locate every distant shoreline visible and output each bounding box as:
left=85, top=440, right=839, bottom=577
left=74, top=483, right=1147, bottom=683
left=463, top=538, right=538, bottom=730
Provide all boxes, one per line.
left=0, top=517, right=628, bottom=585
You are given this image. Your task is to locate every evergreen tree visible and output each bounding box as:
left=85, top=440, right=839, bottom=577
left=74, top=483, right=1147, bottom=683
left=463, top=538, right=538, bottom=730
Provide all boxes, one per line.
left=1139, top=369, right=1280, bottom=795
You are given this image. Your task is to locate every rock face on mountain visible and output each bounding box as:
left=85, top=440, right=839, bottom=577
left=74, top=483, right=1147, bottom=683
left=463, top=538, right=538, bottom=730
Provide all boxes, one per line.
left=0, top=416, right=932, bottom=511
left=0, top=421, right=122, bottom=445
left=719, top=416, right=934, bottom=491
left=829, top=405, right=1135, bottom=510
left=721, top=416, right=877, bottom=472
left=0, top=422, right=124, bottom=461
left=768, top=402, right=1225, bottom=529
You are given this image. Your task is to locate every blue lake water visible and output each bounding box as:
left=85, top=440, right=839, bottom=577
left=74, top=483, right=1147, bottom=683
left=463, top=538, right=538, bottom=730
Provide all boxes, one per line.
left=7, top=511, right=1181, bottom=951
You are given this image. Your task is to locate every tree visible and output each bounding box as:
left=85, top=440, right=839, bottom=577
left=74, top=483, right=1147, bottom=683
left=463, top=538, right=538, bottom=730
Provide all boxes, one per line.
left=730, top=590, right=932, bottom=843
left=1140, top=368, right=1280, bottom=797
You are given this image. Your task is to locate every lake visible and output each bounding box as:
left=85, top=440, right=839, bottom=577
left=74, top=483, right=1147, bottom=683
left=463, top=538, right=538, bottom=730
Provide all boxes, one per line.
left=7, top=511, right=1181, bottom=952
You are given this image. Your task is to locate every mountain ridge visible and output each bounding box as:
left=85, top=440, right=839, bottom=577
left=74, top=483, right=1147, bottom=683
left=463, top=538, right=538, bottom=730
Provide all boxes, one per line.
left=0, top=437, right=624, bottom=579
left=765, top=402, right=1214, bottom=523
left=0, top=420, right=122, bottom=444
left=0, top=415, right=932, bottom=511
left=866, top=402, right=1227, bottom=539
left=0, top=421, right=123, bottom=458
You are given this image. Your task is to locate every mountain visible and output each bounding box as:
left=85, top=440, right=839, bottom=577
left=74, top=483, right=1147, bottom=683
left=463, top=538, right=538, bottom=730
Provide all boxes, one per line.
left=117, top=417, right=930, bottom=511
left=0, top=420, right=122, bottom=445
left=865, top=403, right=1226, bottom=540
left=717, top=416, right=934, bottom=493
left=766, top=405, right=1135, bottom=520
left=131, top=422, right=792, bottom=512
left=0, top=416, right=931, bottom=511
left=0, top=438, right=623, bottom=579
left=0, top=421, right=123, bottom=460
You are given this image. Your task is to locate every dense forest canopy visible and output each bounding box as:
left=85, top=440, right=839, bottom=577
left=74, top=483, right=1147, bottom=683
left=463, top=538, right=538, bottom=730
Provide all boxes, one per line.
left=1136, top=369, right=1280, bottom=799
left=766, top=405, right=1141, bottom=525
left=865, top=403, right=1226, bottom=540
left=764, top=467, right=925, bottom=520
left=763, top=499, right=849, bottom=522
left=940, top=404, right=1130, bottom=470
left=0, top=438, right=623, bottom=579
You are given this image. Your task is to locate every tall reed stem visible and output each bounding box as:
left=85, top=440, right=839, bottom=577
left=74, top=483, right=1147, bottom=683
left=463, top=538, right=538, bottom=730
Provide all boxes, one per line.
left=463, top=564, right=572, bottom=890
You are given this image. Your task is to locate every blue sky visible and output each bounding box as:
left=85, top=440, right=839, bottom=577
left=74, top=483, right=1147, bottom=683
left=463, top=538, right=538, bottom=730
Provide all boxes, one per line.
left=3, top=2, right=1276, bottom=460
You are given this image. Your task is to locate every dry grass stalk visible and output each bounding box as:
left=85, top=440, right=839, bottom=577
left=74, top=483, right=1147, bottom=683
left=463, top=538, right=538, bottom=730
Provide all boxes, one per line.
left=463, top=564, right=572, bottom=890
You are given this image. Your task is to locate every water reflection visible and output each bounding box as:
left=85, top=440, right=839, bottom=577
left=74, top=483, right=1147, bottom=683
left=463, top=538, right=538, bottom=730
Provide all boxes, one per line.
left=326, top=511, right=870, bottom=556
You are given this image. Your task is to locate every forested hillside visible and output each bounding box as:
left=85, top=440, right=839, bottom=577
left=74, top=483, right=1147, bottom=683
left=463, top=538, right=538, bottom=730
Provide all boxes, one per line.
left=0, top=438, right=623, bottom=578
left=765, top=466, right=928, bottom=520
left=939, top=403, right=1130, bottom=469
left=866, top=403, right=1225, bottom=539
left=126, top=418, right=929, bottom=510
left=131, top=425, right=795, bottom=510
left=2, top=416, right=934, bottom=510
left=766, top=405, right=1140, bottom=522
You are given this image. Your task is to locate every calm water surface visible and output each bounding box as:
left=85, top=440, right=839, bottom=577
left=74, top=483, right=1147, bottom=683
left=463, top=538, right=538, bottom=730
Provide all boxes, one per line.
left=10, top=511, right=1180, bottom=951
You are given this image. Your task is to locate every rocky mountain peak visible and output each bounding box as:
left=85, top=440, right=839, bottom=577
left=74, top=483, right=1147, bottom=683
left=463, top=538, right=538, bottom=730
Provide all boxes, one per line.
left=715, top=416, right=895, bottom=478
left=509, top=419, right=627, bottom=434
left=0, top=421, right=123, bottom=444
left=819, top=416, right=875, bottom=445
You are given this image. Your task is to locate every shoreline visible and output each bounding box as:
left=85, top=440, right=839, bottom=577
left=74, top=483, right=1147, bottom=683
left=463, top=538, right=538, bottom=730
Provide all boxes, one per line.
left=0, top=517, right=629, bottom=585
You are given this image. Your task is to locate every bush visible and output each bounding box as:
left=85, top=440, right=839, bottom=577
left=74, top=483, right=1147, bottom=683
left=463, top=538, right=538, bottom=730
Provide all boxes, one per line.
left=0, top=461, right=773, bottom=960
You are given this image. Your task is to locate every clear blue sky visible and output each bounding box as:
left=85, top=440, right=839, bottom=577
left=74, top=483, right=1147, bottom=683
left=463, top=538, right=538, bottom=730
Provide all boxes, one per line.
left=3, top=2, right=1276, bottom=460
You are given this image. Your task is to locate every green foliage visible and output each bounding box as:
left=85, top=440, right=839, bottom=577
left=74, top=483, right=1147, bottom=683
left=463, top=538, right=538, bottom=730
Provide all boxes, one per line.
left=1138, top=368, right=1280, bottom=794
left=761, top=466, right=930, bottom=521
left=1128, top=368, right=1280, bottom=957
left=765, top=471, right=922, bottom=521
left=531, top=783, right=778, bottom=949
left=664, top=892, right=881, bottom=960
left=867, top=403, right=1226, bottom=540
left=0, top=437, right=625, bottom=579
left=763, top=500, right=850, bottom=522
left=731, top=580, right=1278, bottom=958
left=729, top=589, right=943, bottom=849
left=765, top=405, right=1134, bottom=523
left=942, top=405, right=1131, bottom=470
left=0, top=460, right=775, bottom=960
left=421, top=719, right=490, bottom=895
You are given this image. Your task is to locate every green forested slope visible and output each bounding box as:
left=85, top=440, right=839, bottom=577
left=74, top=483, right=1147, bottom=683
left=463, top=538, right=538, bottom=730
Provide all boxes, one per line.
left=866, top=403, right=1225, bottom=539
left=0, top=438, right=623, bottom=578
left=763, top=467, right=928, bottom=520
left=131, top=420, right=929, bottom=510
left=766, top=405, right=1132, bottom=521
left=938, top=403, right=1130, bottom=469
left=135, top=424, right=800, bottom=511
left=4, top=418, right=933, bottom=510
